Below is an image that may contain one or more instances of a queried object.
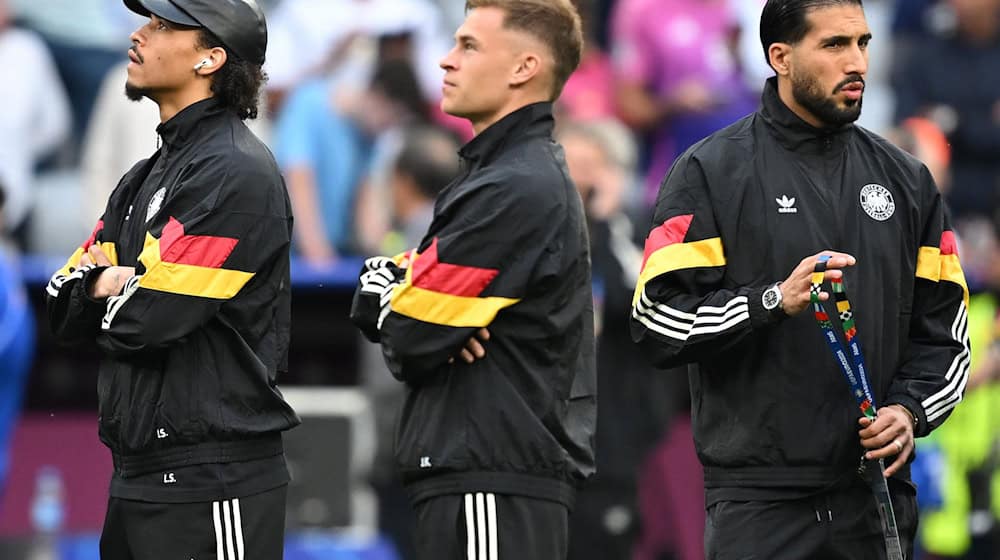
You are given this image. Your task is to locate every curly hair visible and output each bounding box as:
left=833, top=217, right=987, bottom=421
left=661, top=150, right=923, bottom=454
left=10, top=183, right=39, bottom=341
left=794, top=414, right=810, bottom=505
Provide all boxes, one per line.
left=197, top=29, right=267, bottom=120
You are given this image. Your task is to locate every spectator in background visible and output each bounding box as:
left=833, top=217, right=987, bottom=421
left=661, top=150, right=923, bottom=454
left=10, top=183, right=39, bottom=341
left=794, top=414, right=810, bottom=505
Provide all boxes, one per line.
left=273, top=58, right=427, bottom=266
left=893, top=0, right=1000, bottom=220
left=557, top=0, right=616, bottom=122
left=558, top=121, right=676, bottom=560
left=264, top=0, right=449, bottom=112
left=359, top=125, right=461, bottom=560
left=611, top=0, right=757, bottom=207
left=7, top=0, right=140, bottom=158
left=0, top=0, right=71, bottom=250
left=0, top=184, right=35, bottom=499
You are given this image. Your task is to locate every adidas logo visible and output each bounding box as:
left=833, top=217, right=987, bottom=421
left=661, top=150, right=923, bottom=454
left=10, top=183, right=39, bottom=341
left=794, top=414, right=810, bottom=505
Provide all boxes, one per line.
left=776, top=195, right=798, bottom=214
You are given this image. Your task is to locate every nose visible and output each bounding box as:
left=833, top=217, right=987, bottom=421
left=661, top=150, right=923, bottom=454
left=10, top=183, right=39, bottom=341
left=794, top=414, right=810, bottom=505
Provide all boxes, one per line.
left=844, top=44, right=868, bottom=77
left=129, top=21, right=148, bottom=45
left=439, top=46, right=457, bottom=72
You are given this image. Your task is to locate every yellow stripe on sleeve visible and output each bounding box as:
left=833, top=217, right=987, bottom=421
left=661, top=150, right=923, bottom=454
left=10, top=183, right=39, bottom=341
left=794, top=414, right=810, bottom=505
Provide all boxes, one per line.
left=632, top=237, right=725, bottom=306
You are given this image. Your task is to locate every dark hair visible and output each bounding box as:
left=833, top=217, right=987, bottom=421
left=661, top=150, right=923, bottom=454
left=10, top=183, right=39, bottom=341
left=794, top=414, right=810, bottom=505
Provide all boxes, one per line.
left=760, top=0, right=864, bottom=70
left=369, top=58, right=430, bottom=122
left=395, top=126, right=461, bottom=200
left=466, top=0, right=584, bottom=100
left=197, top=29, right=267, bottom=120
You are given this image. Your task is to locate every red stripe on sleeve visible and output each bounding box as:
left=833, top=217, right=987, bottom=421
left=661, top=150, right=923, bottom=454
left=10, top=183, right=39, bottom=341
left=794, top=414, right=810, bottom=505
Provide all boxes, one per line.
left=81, top=220, right=105, bottom=249
left=940, top=230, right=958, bottom=256
left=641, top=214, right=694, bottom=269
left=411, top=238, right=499, bottom=297
left=159, top=217, right=239, bottom=268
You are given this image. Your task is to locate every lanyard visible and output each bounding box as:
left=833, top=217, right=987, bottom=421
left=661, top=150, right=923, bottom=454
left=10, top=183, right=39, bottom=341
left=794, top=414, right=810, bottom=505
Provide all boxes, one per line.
left=810, top=256, right=877, bottom=420
left=811, top=255, right=905, bottom=560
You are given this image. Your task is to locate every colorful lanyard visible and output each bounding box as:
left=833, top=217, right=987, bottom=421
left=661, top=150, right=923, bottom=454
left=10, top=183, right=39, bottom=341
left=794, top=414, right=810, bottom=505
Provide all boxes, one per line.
left=810, top=255, right=877, bottom=419
left=811, top=255, right=905, bottom=560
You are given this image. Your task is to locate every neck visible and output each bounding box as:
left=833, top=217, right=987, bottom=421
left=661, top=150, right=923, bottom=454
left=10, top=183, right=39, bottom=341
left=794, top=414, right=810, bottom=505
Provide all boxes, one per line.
left=470, top=92, right=549, bottom=136
left=958, top=13, right=1000, bottom=44
left=776, top=77, right=824, bottom=128
left=156, top=84, right=214, bottom=123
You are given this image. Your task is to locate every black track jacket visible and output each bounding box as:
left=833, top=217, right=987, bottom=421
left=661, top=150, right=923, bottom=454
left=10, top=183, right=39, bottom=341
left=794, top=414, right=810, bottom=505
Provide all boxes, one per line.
left=352, top=102, right=597, bottom=507
left=46, top=99, right=299, bottom=493
left=630, top=79, right=970, bottom=492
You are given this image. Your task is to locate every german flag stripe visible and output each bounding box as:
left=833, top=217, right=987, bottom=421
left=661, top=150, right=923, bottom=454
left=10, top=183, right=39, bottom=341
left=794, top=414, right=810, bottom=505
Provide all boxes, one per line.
left=387, top=240, right=517, bottom=328
left=390, top=283, right=519, bottom=328
left=159, top=217, right=239, bottom=268
left=137, top=230, right=254, bottom=300
left=641, top=214, right=694, bottom=269
left=410, top=238, right=498, bottom=297
left=632, top=236, right=725, bottom=306
left=915, top=230, right=969, bottom=306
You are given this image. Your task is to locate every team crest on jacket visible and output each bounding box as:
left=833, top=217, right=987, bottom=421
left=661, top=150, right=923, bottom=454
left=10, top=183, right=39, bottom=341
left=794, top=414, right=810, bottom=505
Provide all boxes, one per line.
left=859, top=184, right=894, bottom=221
left=146, top=187, right=166, bottom=223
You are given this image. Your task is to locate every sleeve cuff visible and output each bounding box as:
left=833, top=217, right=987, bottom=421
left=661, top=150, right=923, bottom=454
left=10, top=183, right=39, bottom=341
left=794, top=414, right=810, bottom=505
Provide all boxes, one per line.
left=884, top=395, right=926, bottom=437
left=748, top=284, right=788, bottom=330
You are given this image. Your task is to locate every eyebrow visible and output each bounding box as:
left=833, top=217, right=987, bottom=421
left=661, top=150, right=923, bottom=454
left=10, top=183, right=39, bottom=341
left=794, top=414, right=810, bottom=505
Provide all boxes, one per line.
left=455, top=33, right=479, bottom=45
left=820, top=32, right=873, bottom=45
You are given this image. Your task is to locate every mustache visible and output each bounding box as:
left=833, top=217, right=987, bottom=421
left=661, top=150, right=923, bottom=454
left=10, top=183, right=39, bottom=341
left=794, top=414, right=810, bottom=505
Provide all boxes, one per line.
left=129, top=45, right=144, bottom=64
left=834, top=75, right=865, bottom=93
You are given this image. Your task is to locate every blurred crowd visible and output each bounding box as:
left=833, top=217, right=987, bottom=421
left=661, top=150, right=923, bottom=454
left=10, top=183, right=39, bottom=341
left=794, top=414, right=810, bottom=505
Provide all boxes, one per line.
left=0, top=0, right=999, bottom=559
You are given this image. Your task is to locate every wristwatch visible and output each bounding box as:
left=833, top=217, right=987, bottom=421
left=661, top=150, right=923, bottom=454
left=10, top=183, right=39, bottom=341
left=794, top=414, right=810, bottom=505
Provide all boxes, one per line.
left=762, top=282, right=785, bottom=317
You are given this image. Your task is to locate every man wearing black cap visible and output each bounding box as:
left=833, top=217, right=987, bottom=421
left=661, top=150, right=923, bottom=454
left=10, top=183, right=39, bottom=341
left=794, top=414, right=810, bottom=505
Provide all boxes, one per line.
left=45, top=1, right=299, bottom=558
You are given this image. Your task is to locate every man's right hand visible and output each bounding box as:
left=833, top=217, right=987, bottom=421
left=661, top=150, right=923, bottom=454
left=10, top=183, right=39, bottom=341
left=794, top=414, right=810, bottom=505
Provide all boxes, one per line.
left=450, top=328, right=491, bottom=364
left=780, top=251, right=857, bottom=315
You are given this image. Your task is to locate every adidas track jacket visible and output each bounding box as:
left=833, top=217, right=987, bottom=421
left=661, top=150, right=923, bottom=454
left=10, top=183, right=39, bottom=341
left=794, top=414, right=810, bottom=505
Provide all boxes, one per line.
left=630, top=79, right=970, bottom=492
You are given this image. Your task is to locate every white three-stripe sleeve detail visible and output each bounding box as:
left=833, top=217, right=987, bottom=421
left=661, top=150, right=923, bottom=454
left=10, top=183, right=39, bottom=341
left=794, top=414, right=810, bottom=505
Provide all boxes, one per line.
left=465, top=494, right=477, bottom=560
left=232, top=498, right=245, bottom=560
left=633, top=290, right=750, bottom=342
left=922, top=303, right=970, bottom=422
left=476, top=493, right=487, bottom=560
left=213, top=501, right=225, bottom=560
left=223, top=499, right=235, bottom=560
left=486, top=493, right=498, bottom=560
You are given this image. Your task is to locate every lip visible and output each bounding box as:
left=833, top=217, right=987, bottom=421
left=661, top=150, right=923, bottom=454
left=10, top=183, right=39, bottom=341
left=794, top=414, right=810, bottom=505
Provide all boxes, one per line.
left=840, top=83, right=863, bottom=100
left=128, top=49, right=141, bottom=64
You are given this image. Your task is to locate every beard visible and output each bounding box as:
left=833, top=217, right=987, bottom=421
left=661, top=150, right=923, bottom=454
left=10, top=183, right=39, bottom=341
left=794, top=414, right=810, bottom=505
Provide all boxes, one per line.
left=791, top=70, right=864, bottom=127
left=124, top=81, right=151, bottom=102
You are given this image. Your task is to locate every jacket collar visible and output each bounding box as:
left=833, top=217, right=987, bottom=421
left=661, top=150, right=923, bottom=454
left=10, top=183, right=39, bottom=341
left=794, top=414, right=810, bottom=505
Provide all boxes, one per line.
left=459, top=102, right=555, bottom=167
left=759, top=77, right=854, bottom=153
left=156, top=97, right=226, bottom=148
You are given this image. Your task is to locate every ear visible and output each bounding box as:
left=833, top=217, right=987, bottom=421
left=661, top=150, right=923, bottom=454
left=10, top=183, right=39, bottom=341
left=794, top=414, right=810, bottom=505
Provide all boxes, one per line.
left=769, top=42, right=792, bottom=77
left=195, top=46, right=228, bottom=76
left=509, top=51, right=542, bottom=88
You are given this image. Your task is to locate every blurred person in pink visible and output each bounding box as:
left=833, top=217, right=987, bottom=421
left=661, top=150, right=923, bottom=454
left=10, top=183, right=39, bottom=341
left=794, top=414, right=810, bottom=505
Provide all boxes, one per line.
left=0, top=0, right=71, bottom=250
left=557, top=0, right=617, bottom=122
left=611, top=0, right=757, bottom=207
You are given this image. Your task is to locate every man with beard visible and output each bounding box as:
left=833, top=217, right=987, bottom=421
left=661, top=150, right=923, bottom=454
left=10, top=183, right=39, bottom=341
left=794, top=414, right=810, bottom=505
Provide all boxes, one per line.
left=46, top=1, right=298, bottom=558
left=630, top=0, right=970, bottom=558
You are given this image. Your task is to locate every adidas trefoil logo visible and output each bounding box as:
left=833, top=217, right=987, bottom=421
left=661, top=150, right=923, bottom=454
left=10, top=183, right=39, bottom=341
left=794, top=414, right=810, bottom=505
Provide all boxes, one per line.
left=776, top=195, right=798, bottom=214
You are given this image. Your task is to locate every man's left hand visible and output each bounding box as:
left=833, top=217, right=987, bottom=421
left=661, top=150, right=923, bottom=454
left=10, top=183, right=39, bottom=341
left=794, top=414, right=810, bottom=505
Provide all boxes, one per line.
left=858, top=405, right=915, bottom=477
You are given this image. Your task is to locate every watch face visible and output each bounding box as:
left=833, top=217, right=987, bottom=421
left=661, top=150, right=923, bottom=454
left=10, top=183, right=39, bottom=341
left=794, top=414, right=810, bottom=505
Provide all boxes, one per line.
left=763, top=288, right=779, bottom=310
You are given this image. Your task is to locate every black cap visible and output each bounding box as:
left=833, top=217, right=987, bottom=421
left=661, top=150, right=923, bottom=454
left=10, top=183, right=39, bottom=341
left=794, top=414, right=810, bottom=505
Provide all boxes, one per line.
left=124, top=0, right=267, bottom=65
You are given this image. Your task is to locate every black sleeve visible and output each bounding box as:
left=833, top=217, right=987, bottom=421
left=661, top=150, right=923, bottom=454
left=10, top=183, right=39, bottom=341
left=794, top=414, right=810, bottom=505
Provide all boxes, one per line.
left=629, top=155, right=781, bottom=368
left=884, top=168, right=970, bottom=437
left=45, top=219, right=120, bottom=346
left=95, top=158, right=291, bottom=357
left=352, top=180, right=558, bottom=385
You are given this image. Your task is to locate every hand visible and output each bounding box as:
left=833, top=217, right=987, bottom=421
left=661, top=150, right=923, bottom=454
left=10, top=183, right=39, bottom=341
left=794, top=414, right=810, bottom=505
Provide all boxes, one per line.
left=858, top=405, right=915, bottom=477
left=79, top=244, right=113, bottom=268
left=88, top=266, right=137, bottom=299
left=667, top=80, right=717, bottom=114
left=450, top=328, right=491, bottom=364
left=779, top=251, right=857, bottom=315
